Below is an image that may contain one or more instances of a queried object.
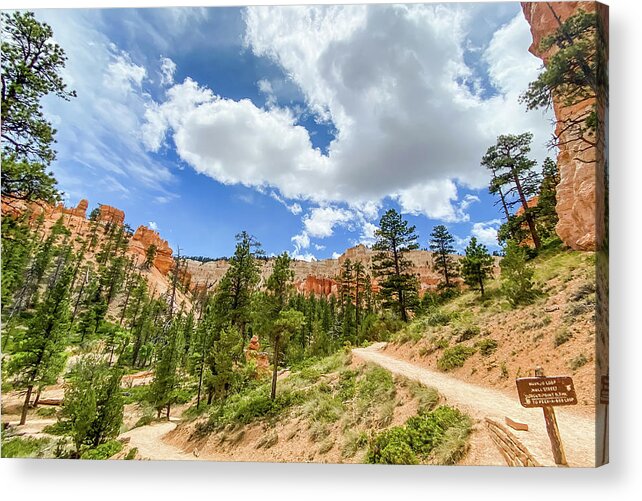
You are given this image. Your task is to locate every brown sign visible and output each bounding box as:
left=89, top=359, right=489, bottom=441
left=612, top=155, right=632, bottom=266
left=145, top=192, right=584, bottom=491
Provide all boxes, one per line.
left=600, top=375, right=609, bottom=404
left=516, top=376, right=577, bottom=408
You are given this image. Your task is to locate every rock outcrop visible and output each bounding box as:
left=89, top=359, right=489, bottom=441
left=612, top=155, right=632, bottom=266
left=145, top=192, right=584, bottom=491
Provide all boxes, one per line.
left=97, top=204, right=125, bottom=226
left=245, top=335, right=269, bottom=372
left=129, top=226, right=175, bottom=275
left=521, top=2, right=608, bottom=251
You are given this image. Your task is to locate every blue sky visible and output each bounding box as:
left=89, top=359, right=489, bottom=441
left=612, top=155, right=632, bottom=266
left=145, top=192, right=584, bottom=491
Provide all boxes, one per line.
left=34, top=3, right=553, bottom=260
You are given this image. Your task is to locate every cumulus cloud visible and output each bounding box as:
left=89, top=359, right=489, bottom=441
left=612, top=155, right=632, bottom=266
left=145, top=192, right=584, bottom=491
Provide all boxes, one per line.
left=149, top=221, right=159, bottom=231
left=302, top=206, right=353, bottom=238
left=160, top=56, right=177, bottom=86
left=471, top=219, right=502, bottom=247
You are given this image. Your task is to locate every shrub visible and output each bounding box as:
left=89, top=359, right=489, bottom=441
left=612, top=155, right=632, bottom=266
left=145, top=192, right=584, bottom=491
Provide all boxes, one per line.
left=366, top=406, right=471, bottom=465
left=476, top=339, right=498, bottom=357
left=80, top=440, right=123, bottom=460
left=255, top=431, right=278, bottom=449
left=554, top=328, right=572, bottom=347
left=569, top=354, right=588, bottom=370
left=36, top=407, right=56, bottom=417
left=341, top=430, right=369, bottom=458
left=437, top=346, right=477, bottom=371
left=318, top=438, right=335, bottom=454
left=453, top=322, right=480, bottom=343
left=124, top=447, right=138, bottom=460
left=407, top=382, right=439, bottom=415
left=134, top=414, right=154, bottom=428
left=1, top=436, right=51, bottom=458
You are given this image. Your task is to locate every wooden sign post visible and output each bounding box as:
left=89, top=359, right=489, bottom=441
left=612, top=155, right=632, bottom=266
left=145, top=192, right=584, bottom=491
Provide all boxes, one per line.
left=516, top=367, right=577, bottom=466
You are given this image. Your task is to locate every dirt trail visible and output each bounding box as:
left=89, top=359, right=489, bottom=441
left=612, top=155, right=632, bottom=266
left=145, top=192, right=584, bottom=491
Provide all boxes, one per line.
left=119, top=420, right=202, bottom=461
left=353, top=343, right=596, bottom=467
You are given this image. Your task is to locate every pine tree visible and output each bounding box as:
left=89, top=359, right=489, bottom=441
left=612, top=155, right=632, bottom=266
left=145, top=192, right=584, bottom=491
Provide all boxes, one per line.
left=536, top=157, right=561, bottom=239
left=8, top=267, right=72, bottom=425
left=461, top=238, right=494, bottom=297
left=482, top=133, right=542, bottom=249
left=372, top=209, right=420, bottom=322
left=148, top=319, right=183, bottom=419
left=204, top=325, right=242, bottom=404
left=143, top=244, right=157, bottom=269
left=213, top=231, right=263, bottom=345
left=269, top=309, right=305, bottom=400
left=429, top=225, right=459, bottom=288
left=62, top=355, right=124, bottom=454
left=500, top=241, right=538, bottom=307
left=1, top=11, right=76, bottom=203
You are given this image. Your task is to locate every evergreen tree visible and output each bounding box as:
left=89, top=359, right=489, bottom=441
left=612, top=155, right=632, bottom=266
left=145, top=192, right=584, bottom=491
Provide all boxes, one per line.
left=269, top=309, right=305, bottom=400
left=500, top=241, right=538, bottom=307
left=62, top=355, right=124, bottom=453
left=372, top=209, right=420, bottom=322
left=429, top=225, right=459, bottom=288
left=521, top=7, right=607, bottom=146
left=148, top=319, right=183, bottom=419
left=482, top=133, right=542, bottom=249
left=1, top=11, right=76, bottom=203
left=143, top=244, right=157, bottom=269
left=204, top=325, right=242, bottom=404
left=213, top=231, right=263, bottom=345
left=353, top=261, right=366, bottom=338
left=536, top=157, right=561, bottom=239
left=8, top=267, right=72, bottom=425
left=461, top=238, right=494, bottom=297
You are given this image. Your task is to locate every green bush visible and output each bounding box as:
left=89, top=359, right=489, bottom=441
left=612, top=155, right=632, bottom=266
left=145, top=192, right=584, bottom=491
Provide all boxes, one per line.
left=554, top=328, right=572, bottom=347
left=124, top=447, right=138, bottom=460
left=569, top=354, right=588, bottom=370
left=407, top=381, right=439, bottom=415
left=80, top=440, right=123, bottom=460
left=366, top=406, right=471, bottom=465
left=453, top=322, right=480, bottom=343
left=437, top=346, right=477, bottom=371
left=1, top=436, right=51, bottom=458
left=36, top=407, right=57, bottom=417
left=341, top=430, right=369, bottom=458
left=134, top=414, right=154, bottom=428
left=43, top=420, right=72, bottom=436
left=476, top=339, right=498, bottom=357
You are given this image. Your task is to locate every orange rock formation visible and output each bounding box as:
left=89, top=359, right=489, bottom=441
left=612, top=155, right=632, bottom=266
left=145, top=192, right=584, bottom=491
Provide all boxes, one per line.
left=129, top=226, right=175, bottom=275
left=521, top=1, right=608, bottom=251
left=97, top=204, right=125, bottom=226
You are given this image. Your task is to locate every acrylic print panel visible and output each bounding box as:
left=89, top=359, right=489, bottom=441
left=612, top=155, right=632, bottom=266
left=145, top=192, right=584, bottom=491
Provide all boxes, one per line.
left=0, top=1, right=608, bottom=467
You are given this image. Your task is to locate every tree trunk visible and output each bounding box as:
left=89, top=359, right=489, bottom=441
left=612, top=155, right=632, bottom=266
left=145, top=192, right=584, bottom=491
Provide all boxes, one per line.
left=20, top=385, right=34, bottom=425
left=166, top=403, right=171, bottom=421
left=196, top=355, right=205, bottom=410
left=271, top=336, right=280, bottom=400
left=479, top=275, right=485, bottom=296
left=33, top=387, right=42, bottom=407
left=512, top=171, right=541, bottom=249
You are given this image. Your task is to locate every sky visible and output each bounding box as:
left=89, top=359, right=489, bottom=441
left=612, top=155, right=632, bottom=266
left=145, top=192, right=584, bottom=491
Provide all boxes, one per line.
left=32, top=2, right=554, bottom=260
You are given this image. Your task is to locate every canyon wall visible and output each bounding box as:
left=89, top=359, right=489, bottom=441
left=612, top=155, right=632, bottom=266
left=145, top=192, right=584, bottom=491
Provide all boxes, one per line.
left=521, top=1, right=608, bottom=251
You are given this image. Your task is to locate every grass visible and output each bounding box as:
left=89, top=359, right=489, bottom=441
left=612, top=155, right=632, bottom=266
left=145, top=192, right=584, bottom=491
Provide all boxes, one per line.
left=366, top=405, right=471, bottom=465
left=554, top=328, right=573, bottom=347
left=80, top=440, right=123, bottom=460
left=437, top=346, right=477, bottom=371
left=405, top=380, right=439, bottom=415
left=1, top=436, right=52, bottom=458
left=476, top=339, right=498, bottom=357
left=569, top=354, right=588, bottom=370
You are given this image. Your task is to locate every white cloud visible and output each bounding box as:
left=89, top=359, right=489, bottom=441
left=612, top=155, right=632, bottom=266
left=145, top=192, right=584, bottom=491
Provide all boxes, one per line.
left=471, top=219, right=501, bottom=247
left=313, top=243, right=326, bottom=250
left=270, top=191, right=302, bottom=214
left=359, top=222, right=378, bottom=246
left=332, top=252, right=342, bottom=259
left=160, top=56, right=177, bottom=86
left=104, top=52, right=146, bottom=94
left=291, top=232, right=310, bottom=250
left=148, top=221, right=159, bottom=231
left=302, top=206, right=353, bottom=238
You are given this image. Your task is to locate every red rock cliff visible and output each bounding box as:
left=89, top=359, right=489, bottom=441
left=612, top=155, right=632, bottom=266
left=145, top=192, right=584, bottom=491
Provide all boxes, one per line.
left=521, top=1, right=608, bottom=251
left=129, top=226, right=175, bottom=275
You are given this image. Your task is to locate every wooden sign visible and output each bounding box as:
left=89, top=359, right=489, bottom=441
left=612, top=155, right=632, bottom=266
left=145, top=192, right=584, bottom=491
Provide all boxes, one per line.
left=516, top=376, right=577, bottom=408
left=600, top=375, right=609, bottom=404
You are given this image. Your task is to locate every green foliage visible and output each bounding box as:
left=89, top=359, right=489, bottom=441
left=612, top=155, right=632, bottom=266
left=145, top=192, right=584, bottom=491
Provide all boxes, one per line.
left=372, top=209, right=420, bottom=322
left=61, top=355, right=124, bottom=452
left=124, top=447, right=138, bottom=460
left=570, top=354, right=588, bottom=370
left=429, top=225, right=460, bottom=288
left=521, top=9, right=607, bottom=135
left=1, top=11, right=76, bottom=202
left=482, top=132, right=542, bottom=248
left=1, top=436, right=51, bottom=458
left=500, top=241, right=539, bottom=307
left=452, top=321, right=480, bottom=343
left=204, top=325, right=242, bottom=403
left=148, top=319, right=184, bottom=417
left=366, top=406, right=471, bottom=465
left=341, top=430, right=369, bottom=459
left=554, top=328, right=573, bottom=347
left=461, top=237, right=494, bottom=296
left=406, top=381, right=439, bottom=415
left=475, top=339, right=498, bottom=357
left=437, top=346, right=477, bottom=371
left=79, top=439, right=123, bottom=460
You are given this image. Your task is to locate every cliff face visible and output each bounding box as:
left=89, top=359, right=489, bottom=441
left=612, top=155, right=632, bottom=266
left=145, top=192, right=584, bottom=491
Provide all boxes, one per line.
left=184, top=243, right=466, bottom=298
left=521, top=1, right=608, bottom=251
left=129, top=226, right=175, bottom=275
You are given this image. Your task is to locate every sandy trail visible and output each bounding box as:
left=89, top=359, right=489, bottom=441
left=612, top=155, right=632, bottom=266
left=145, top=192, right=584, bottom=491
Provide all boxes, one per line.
left=119, top=420, right=202, bottom=461
left=353, top=343, right=596, bottom=467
